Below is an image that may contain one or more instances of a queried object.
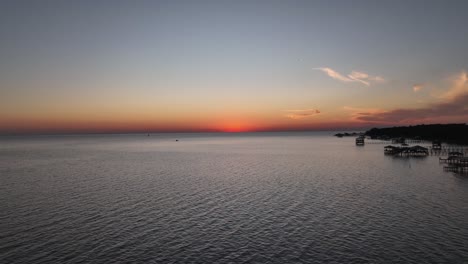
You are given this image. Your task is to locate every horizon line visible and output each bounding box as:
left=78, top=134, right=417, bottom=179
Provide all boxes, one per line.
left=1, top=123, right=465, bottom=137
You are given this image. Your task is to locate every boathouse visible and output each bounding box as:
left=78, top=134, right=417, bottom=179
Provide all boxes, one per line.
left=443, top=157, right=468, bottom=173
left=383, top=145, right=429, bottom=156
left=402, top=145, right=429, bottom=156
left=356, top=136, right=365, bottom=146
left=384, top=145, right=398, bottom=154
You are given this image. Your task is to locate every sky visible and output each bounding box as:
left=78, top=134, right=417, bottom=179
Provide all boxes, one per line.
left=1, top=0, right=468, bottom=134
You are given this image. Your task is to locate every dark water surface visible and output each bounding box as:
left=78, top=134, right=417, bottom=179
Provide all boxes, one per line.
left=1, top=133, right=468, bottom=263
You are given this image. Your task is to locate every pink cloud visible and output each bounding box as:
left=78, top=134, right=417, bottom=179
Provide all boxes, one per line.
left=413, top=84, right=424, bottom=92
left=315, top=67, right=385, bottom=86
left=284, top=109, right=321, bottom=119
left=352, top=71, right=468, bottom=124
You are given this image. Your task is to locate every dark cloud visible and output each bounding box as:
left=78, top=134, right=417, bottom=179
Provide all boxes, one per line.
left=356, top=92, right=468, bottom=123
left=354, top=71, right=468, bottom=124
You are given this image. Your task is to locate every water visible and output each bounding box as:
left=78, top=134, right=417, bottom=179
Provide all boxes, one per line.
left=1, top=132, right=467, bottom=263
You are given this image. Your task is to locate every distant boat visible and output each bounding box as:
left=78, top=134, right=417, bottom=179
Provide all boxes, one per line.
left=175, top=139, right=179, bottom=142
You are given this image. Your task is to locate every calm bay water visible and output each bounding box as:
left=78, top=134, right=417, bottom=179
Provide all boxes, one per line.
left=1, top=132, right=468, bottom=263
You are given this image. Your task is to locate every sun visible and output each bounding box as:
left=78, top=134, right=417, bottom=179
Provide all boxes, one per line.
left=218, top=121, right=252, bottom=133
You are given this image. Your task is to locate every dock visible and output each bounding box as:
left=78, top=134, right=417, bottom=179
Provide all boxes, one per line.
left=363, top=138, right=468, bottom=156
left=355, top=136, right=365, bottom=146
left=429, top=147, right=468, bottom=156
left=355, top=137, right=468, bottom=174
left=438, top=151, right=468, bottom=173
left=442, top=157, right=468, bottom=173
left=384, top=145, right=429, bottom=156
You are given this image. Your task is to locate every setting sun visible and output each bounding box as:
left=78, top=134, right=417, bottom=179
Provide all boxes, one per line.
left=218, top=121, right=253, bottom=133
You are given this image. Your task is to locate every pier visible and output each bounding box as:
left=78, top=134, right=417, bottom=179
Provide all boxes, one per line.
left=363, top=138, right=431, bottom=145
left=362, top=138, right=468, bottom=156
left=438, top=150, right=468, bottom=174
left=429, top=147, right=468, bottom=156
left=384, top=145, right=429, bottom=156
left=441, top=157, right=468, bottom=173
left=357, top=136, right=468, bottom=174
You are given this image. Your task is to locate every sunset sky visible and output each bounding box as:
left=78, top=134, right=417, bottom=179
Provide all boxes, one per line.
left=1, top=0, right=468, bottom=134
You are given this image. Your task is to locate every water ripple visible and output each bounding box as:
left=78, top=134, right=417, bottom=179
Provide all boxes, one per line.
left=1, top=134, right=468, bottom=263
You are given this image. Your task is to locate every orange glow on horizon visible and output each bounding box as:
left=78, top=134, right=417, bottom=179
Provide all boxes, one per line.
left=217, top=121, right=253, bottom=133
left=0, top=115, right=388, bottom=134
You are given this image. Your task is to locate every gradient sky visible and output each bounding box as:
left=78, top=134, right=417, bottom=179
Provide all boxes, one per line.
left=1, top=0, right=468, bottom=133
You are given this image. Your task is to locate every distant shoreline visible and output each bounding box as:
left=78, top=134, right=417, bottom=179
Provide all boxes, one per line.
left=364, top=124, right=468, bottom=145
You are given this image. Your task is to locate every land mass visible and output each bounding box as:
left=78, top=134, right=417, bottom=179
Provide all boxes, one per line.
left=365, top=123, right=468, bottom=144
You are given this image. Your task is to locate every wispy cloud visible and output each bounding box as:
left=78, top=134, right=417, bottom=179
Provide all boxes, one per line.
left=284, top=109, right=321, bottom=119
left=441, top=71, right=468, bottom=100
left=413, top=84, right=424, bottom=92
left=315, top=68, right=353, bottom=83
left=315, top=67, right=385, bottom=86
left=343, top=106, right=385, bottom=121
left=352, top=71, right=468, bottom=123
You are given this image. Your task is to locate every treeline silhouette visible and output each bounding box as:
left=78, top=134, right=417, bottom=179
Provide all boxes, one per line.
left=365, top=124, right=468, bottom=144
